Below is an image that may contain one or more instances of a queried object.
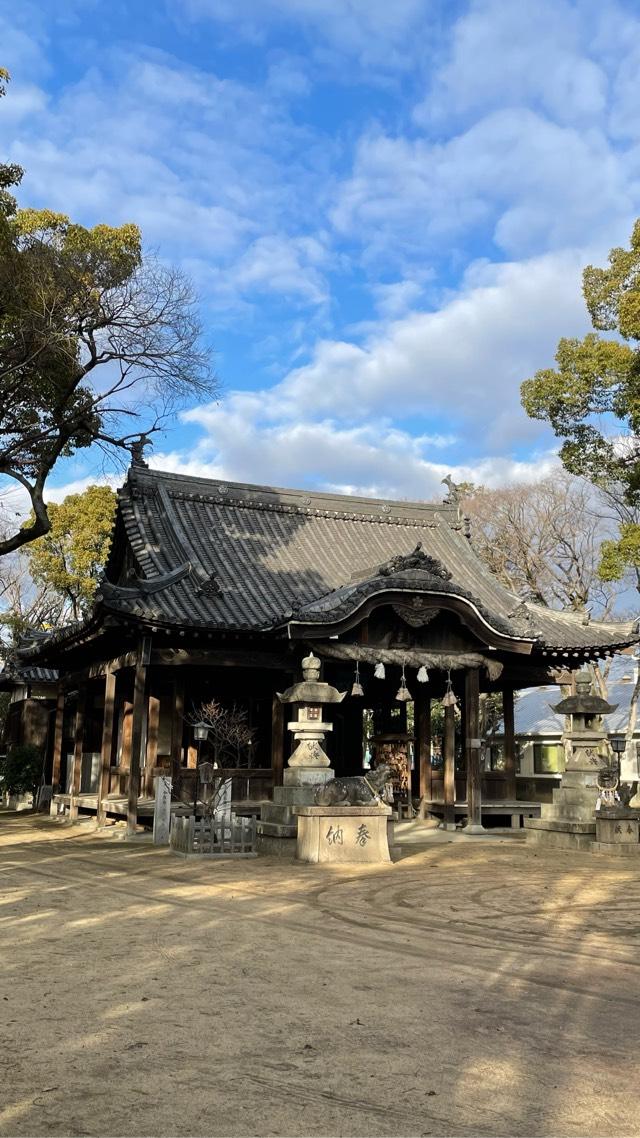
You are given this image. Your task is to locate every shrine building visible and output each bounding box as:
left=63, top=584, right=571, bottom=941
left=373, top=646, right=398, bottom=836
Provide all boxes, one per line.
left=10, top=462, right=638, bottom=833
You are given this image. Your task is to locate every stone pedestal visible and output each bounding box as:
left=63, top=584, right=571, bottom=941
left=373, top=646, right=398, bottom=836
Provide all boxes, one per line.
left=592, top=808, right=640, bottom=856
left=294, top=805, right=392, bottom=864
left=256, top=768, right=334, bottom=857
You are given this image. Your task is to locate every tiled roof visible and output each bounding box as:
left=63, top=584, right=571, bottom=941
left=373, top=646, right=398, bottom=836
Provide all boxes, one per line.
left=87, top=466, right=637, bottom=652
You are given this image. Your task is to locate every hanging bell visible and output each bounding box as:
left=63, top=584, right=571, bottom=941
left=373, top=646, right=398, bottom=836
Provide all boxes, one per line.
left=417, top=665, right=429, bottom=683
left=374, top=662, right=386, bottom=679
left=351, top=662, right=364, bottom=697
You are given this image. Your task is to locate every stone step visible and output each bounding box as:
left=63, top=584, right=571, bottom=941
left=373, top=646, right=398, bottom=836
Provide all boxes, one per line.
left=273, top=786, right=318, bottom=806
left=260, top=803, right=297, bottom=826
left=525, top=817, right=596, bottom=835
left=552, top=787, right=598, bottom=807
left=541, top=803, right=594, bottom=822
left=256, top=819, right=297, bottom=839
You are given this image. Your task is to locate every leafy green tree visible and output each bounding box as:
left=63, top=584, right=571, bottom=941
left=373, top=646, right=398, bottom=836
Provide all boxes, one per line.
left=26, top=485, right=117, bottom=621
left=0, top=743, right=42, bottom=798
left=0, top=71, right=217, bottom=557
left=521, top=220, right=640, bottom=585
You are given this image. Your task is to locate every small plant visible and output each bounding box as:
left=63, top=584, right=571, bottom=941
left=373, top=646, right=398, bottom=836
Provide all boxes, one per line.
left=0, top=743, right=43, bottom=799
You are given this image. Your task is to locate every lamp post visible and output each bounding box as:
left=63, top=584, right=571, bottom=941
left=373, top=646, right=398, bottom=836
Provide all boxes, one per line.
left=610, top=736, right=626, bottom=784
left=192, top=722, right=209, bottom=816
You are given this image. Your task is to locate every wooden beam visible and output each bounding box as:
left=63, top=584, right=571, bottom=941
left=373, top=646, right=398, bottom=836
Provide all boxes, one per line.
left=69, top=690, right=87, bottom=821
left=464, top=668, right=483, bottom=832
left=97, top=670, right=116, bottom=826
left=50, top=686, right=65, bottom=794
left=503, top=685, right=516, bottom=799
left=271, top=693, right=285, bottom=786
left=415, top=691, right=431, bottom=804
left=443, top=703, right=456, bottom=828
left=127, top=638, right=151, bottom=836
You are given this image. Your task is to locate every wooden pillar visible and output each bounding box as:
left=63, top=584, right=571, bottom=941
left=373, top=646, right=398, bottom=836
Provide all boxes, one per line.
left=50, top=686, right=65, bottom=793
left=69, top=689, right=88, bottom=821
left=271, top=693, right=285, bottom=787
left=144, top=691, right=160, bottom=796
left=171, top=675, right=185, bottom=785
left=127, top=637, right=151, bottom=836
left=415, top=691, right=432, bottom=804
left=503, top=686, right=516, bottom=799
left=97, top=670, right=116, bottom=826
left=443, top=703, right=456, bottom=828
left=463, top=668, right=483, bottom=833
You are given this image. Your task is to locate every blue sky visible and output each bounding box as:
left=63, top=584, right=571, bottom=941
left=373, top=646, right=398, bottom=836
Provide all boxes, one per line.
left=2, top=0, right=640, bottom=503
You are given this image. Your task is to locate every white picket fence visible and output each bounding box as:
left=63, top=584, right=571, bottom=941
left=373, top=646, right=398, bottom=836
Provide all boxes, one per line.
left=170, top=812, right=257, bottom=857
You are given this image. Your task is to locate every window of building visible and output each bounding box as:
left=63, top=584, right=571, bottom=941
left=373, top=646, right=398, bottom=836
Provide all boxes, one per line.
left=533, top=743, right=563, bottom=774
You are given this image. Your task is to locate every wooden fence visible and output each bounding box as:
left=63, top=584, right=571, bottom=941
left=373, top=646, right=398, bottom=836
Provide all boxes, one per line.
left=170, top=812, right=257, bottom=857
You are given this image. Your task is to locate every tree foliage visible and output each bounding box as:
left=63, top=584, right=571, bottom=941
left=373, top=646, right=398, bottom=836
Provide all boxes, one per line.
left=0, top=743, right=42, bottom=797
left=25, top=485, right=116, bottom=622
left=521, top=220, right=640, bottom=583
left=0, top=71, right=217, bottom=557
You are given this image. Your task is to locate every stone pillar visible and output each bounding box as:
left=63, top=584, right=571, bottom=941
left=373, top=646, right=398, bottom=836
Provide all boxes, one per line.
left=463, top=668, right=484, bottom=834
left=97, top=670, right=116, bottom=826
left=443, top=703, right=456, bottom=830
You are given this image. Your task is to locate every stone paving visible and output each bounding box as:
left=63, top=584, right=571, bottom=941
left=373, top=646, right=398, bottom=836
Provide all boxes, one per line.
left=1, top=813, right=639, bottom=1137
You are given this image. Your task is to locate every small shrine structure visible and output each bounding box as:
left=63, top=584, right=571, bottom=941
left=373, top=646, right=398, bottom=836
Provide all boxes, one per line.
left=9, top=465, right=638, bottom=835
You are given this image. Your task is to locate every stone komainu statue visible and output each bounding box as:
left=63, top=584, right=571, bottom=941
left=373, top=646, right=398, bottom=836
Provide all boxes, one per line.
left=314, top=763, right=392, bottom=807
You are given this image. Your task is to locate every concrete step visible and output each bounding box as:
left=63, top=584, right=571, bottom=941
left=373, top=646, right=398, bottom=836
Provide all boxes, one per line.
left=552, top=787, right=598, bottom=807
left=541, top=803, right=595, bottom=822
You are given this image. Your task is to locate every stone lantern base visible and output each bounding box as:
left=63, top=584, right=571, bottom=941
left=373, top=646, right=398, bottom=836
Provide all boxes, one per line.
left=256, top=768, right=335, bottom=858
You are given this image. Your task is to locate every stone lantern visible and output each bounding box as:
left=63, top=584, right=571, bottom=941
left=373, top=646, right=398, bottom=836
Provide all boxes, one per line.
left=525, top=670, right=618, bottom=851
left=276, top=651, right=346, bottom=775
left=256, top=652, right=345, bottom=856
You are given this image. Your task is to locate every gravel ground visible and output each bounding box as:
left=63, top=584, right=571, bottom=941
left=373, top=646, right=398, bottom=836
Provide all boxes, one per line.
left=1, top=812, right=639, bottom=1138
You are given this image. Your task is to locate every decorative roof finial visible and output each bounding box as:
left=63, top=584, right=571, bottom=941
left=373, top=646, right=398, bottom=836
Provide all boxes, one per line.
left=441, top=474, right=461, bottom=504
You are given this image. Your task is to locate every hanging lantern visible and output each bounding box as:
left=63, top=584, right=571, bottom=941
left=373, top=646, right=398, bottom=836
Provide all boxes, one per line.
left=417, top=665, right=429, bottom=683
left=441, top=669, right=458, bottom=709
left=374, top=661, right=386, bottom=679
left=351, top=661, right=364, bottom=697
left=396, top=663, right=411, bottom=702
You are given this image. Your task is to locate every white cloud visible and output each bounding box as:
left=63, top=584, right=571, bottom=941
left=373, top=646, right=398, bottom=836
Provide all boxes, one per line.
left=268, top=250, right=591, bottom=447
left=175, top=0, right=428, bottom=70
left=152, top=424, right=559, bottom=502
left=332, top=110, right=637, bottom=264
left=417, top=0, right=609, bottom=128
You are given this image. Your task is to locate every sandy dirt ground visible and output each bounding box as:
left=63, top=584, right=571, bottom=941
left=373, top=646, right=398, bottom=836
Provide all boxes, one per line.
left=1, top=814, right=640, bottom=1138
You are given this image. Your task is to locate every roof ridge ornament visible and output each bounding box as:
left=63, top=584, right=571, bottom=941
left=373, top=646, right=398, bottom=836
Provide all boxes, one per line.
left=377, top=543, right=452, bottom=580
